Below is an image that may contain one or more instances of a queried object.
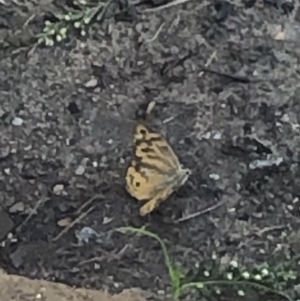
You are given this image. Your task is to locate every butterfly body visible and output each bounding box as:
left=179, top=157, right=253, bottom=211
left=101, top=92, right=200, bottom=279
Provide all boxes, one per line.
left=126, top=123, right=191, bottom=216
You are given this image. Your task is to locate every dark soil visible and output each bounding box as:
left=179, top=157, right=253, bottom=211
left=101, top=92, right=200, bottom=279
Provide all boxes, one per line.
left=1, top=0, right=300, bottom=300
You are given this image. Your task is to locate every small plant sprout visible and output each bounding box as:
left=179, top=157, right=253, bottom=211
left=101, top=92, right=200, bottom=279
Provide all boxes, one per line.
left=77, top=0, right=87, bottom=5
left=83, top=17, right=91, bottom=24
left=261, top=268, right=269, bottom=276
left=230, top=260, right=238, bottom=268
left=237, top=290, right=245, bottom=296
left=242, top=271, right=250, bottom=279
left=44, top=38, right=54, bottom=46
left=117, top=226, right=296, bottom=301
left=212, top=252, right=217, bottom=260
left=37, top=19, right=68, bottom=45
left=37, top=0, right=108, bottom=46
left=254, top=274, right=262, bottom=281
left=195, top=283, right=204, bottom=289
left=74, top=21, right=82, bottom=28
left=56, top=35, right=62, bottom=42
left=60, top=28, right=67, bottom=36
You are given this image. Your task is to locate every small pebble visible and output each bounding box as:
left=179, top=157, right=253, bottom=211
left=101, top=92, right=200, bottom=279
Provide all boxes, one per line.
left=212, top=131, right=222, bottom=140
left=209, top=173, right=220, bottom=180
left=281, top=113, right=290, bottom=123
left=75, top=165, right=85, bottom=175
left=103, top=217, right=113, bottom=224
left=12, top=117, right=24, bottom=126
left=202, top=132, right=211, bottom=139
left=9, top=202, right=25, bottom=213
left=94, top=263, right=100, bottom=270
left=57, top=217, right=72, bottom=227
left=101, top=156, right=107, bottom=163
left=53, top=184, right=64, bottom=195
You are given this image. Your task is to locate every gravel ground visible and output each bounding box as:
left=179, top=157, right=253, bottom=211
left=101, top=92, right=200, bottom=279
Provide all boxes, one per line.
left=1, top=0, right=300, bottom=300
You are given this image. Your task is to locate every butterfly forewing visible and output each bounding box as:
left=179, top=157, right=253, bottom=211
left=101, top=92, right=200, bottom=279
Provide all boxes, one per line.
left=134, top=124, right=180, bottom=172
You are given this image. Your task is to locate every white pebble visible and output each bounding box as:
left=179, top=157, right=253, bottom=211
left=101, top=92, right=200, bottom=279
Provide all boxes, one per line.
left=281, top=113, right=290, bottom=123
left=209, top=173, right=220, bottom=180
left=212, top=131, right=222, bottom=140
left=53, top=184, right=64, bottom=195
left=12, top=117, right=24, bottom=126
left=75, top=165, right=85, bottom=175
left=94, top=263, right=100, bottom=270
left=84, top=78, right=98, bottom=88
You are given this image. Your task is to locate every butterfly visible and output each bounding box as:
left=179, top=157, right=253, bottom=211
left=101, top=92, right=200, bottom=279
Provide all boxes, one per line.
left=125, top=123, right=191, bottom=216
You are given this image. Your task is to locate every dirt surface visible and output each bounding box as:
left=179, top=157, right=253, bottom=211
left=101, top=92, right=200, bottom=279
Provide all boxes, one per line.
left=0, top=269, right=147, bottom=301
left=1, top=0, right=300, bottom=300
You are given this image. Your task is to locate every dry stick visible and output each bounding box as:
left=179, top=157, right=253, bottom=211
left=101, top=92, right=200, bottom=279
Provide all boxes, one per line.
left=74, top=193, right=104, bottom=215
left=15, top=198, right=49, bottom=233
left=146, top=100, right=156, bottom=116
left=176, top=200, right=226, bottom=223
left=256, top=224, right=286, bottom=237
left=145, top=22, right=165, bottom=43
left=199, top=50, right=218, bottom=77
left=53, top=193, right=100, bottom=240
left=143, top=0, right=208, bottom=13
left=52, top=205, right=95, bottom=242
left=78, top=244, right=129, bottom=266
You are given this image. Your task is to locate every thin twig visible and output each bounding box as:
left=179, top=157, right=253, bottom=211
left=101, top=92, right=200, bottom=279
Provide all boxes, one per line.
left=23, top=14, right=35, bottom=28
left=199, top=50, right=217, bottom=77
left=15, top=197, right=49, bottom=232
left=145, top=22, right=165, bottom=43
left=143, top=0, right=207, bottom=13
left=176, top=200, right=226, bottom=223
left=255, top=224, right=286, bottom=236
left=74, top=193, right=103, bottom=215
left=52, top=205, right=95, bottom=242
left=162, top=115, right=176, bottom=124
left=146, top=100, right=156, bottom=116
left=78, top=244, right=129, bottom=266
